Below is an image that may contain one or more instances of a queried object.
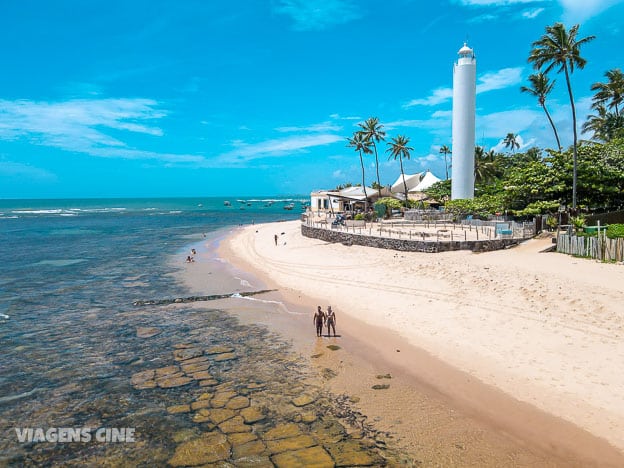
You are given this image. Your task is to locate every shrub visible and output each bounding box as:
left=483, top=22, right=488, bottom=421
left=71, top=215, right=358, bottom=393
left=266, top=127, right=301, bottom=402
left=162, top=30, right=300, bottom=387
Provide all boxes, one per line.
left=546, top=216, right=558, bottom=230
left=354, top=213, right=364, bottom=221
left=571, top=215, right=586, bottom=233
left=606, top=224, right=624, bottom=239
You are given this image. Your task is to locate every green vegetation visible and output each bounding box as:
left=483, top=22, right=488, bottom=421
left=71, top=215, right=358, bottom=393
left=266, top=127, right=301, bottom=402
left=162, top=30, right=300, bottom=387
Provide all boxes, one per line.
left=606, top=224, right=624, bottom=239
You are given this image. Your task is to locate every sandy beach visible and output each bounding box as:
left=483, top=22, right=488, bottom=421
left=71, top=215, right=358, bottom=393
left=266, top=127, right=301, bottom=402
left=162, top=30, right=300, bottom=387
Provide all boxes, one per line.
left=190, top=219, right=624, bottom=465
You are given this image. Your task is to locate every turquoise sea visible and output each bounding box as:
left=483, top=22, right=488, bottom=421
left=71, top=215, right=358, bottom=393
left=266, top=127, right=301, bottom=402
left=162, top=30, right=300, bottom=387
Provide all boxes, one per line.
left=0, top=198, right=404, bottom=466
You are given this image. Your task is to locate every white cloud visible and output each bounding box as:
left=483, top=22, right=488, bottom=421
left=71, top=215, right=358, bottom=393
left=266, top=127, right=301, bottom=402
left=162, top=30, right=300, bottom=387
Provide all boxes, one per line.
left=476, top=67, right=523, bottom=93
left=0, top=98, right=203, bottom=163
left=214, top=133, right=343, bottom=166
left=276, top=122, right=342, bottom=133
left=522, top=7, right=545, bottom=18
left=477, top=108, right=541, bottom=139
left=332, top=169, right=346, bottom=179
left=459, top=0, right=540, bottom=4
left=559, top=0, right=624, bottom=22
left=273, top=0, right=361, bottom=31
left=329, top=113, right=361, bottom=120
left=404, top=87, right=453, bottom=108
left=468, top=13, right=499, bottom=22
left=458, top=0, right=623, bottom=22
left=405, top=67, right=523, bottom=108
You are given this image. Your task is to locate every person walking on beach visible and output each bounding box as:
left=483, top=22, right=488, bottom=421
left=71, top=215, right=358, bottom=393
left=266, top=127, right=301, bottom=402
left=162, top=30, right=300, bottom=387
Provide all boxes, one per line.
left=274, top=234, right=278, bottom=246
left=326, top=305, right=336, bottom=337
left=313, top=306, right=325, bottom=337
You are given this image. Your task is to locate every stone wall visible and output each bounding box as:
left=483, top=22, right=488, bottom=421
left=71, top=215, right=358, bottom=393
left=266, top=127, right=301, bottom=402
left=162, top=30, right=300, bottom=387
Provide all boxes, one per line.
left=301, top=224, right=524, bottom=253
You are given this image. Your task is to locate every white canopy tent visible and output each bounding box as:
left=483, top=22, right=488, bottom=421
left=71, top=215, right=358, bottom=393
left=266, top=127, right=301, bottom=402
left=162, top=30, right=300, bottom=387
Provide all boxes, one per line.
left=411, top=170, right=441, bottom=192
left=390, top=173, right=422, bottom=194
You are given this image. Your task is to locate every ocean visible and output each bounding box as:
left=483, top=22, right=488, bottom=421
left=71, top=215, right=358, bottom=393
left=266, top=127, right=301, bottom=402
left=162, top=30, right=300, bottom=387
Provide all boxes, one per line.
left=0, top=198, right=405, bottom=466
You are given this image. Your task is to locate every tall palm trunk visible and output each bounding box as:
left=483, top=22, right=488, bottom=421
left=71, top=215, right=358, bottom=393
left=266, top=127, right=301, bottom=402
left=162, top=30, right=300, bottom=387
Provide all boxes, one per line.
left=358, top=150, right=368, bottom=212
left=564, top=63, right=579, bottom=210
left=399, top=156, right=408, bottom=207
left=443, top=153, right=449, bottom=180
left=372, top=142, right=382, bottom=200
left=542, top=103, right=562, bottom=151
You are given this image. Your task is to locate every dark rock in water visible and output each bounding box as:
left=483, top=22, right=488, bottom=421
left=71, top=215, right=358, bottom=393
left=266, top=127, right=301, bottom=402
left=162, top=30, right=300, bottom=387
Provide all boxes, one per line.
left=376, top=374, right=392, bottom=379
left=157, top=376, right=193, bottom=388
left=291, top=395, right=316, bottom=407
left=173, top=347, right=203, bottom=361
left=372, top=384, right=390, bottom=390
left=136, top=327, right=161, bottom=338
left=326, top=440, right=385, bottom=466
left=240, top=406, right=265, bottom=424
left=326, top=345, right=341, bottom=351
left=168, top=432, right=230, bottom=466
left=206, top=345, right=234, bottom=355
left=132, top=289, right=277, bottom=306
left=271, top=446, right=334, bottom=467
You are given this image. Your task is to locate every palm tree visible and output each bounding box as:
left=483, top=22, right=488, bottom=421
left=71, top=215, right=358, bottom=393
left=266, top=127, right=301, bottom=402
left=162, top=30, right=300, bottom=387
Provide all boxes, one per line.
left=528, top=22, right=595, bottom=210
left=520, top=73, right=562, bottom=151
left=582, top=104, right=610, bottom=141
left=386, top=135, right=413, bottom=207
left=591, top=68, right=624, bottom=116
left=474, top=146, right=496, bottom=185
left=439, top=145, right=451, bottom=180
left=503, top=133, right=520, bottom=153
left=582, top=104, right=624, bottom=142
left=347, top=131, right=373, bottom=211
left=359, top=117, right=386, bottom=200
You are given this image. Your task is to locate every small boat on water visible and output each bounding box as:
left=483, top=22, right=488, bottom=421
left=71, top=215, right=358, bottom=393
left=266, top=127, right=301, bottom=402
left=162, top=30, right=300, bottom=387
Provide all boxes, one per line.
left=223, top=201, right=231, bottom=206
left=283, top=203, right=295, bottom=210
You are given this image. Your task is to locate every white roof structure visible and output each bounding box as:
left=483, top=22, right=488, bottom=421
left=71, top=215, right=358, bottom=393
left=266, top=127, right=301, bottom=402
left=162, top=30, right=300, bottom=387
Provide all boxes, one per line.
left=390, top=173, right=422, bottom=194
left=337, top=186, right=377, bottom=200
left=411, top=170, right=441, bottom=192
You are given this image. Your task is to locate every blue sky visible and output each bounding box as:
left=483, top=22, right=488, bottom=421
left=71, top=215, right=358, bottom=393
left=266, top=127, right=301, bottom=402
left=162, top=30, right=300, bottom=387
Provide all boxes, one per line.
left=1, top=0, right=623, bottom=198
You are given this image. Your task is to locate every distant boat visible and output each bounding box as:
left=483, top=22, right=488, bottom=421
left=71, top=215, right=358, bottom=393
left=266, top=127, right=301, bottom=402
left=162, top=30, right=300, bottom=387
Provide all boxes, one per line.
left=197, top=203, right=203, bottom=207
left=283, top=203, right=295, bottom=210
left=246, top=202, right=252, bottom=207
left=223, top=201, right=231, bottom=206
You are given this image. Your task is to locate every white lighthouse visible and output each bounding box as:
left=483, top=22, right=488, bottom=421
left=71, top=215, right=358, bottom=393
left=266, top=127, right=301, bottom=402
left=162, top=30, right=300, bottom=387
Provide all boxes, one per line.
left=451, top=43, right=476, bottom=200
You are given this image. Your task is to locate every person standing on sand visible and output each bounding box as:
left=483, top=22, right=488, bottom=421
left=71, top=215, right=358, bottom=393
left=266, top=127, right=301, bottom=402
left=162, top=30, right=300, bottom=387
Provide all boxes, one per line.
left=326, top=305, right=336, bottom=337
left=274, top=234, right=278, bottom=246
left=313, top=306, right=325, bottom=337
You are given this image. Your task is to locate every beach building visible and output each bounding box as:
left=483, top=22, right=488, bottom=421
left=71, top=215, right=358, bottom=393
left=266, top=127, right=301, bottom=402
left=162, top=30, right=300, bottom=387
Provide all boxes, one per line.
left=451, top=42, right=476, bottom=200
left=310, top=185, right=384, bottom=213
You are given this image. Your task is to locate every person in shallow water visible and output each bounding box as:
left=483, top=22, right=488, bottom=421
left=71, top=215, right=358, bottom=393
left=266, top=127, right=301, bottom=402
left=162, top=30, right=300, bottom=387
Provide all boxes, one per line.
left=326, top=305, right=336, bottom=337
left=313, top=306, right=325, bottom=337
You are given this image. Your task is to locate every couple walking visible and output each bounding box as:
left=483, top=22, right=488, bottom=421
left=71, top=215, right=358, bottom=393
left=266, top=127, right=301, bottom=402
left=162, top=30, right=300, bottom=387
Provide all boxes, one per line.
left=313, top=305, right=337, bottom=337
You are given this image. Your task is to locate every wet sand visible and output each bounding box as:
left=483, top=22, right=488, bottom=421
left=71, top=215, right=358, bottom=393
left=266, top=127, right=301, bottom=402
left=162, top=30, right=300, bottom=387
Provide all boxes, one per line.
left=180, top=221, right=624, bottom=466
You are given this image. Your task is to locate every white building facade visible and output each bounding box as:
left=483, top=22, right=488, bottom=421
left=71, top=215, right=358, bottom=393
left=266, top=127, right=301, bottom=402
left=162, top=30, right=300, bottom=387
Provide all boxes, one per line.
left=451, top=43, right=476, bottom=200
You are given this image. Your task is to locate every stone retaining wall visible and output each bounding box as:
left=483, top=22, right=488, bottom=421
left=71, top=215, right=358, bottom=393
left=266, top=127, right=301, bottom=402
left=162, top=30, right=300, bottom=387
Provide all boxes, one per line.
left=301, top=224, right=524, bottom=253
